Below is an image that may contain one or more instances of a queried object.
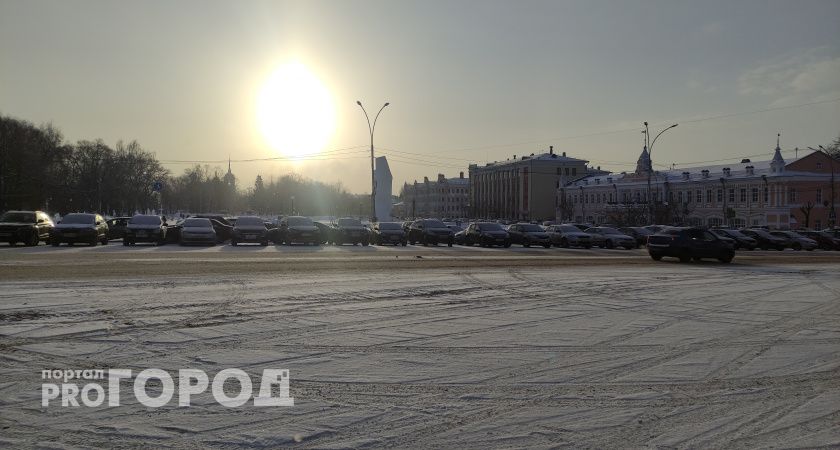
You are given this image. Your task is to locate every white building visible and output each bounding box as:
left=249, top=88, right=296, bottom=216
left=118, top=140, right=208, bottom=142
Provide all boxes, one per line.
left=400, top=172, right=469, bottom=219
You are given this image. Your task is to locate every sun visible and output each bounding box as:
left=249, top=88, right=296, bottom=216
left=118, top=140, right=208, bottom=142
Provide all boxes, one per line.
left=256, top=62, right=336, bottom=158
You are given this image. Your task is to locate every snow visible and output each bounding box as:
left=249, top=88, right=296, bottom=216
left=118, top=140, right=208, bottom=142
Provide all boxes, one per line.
left=0, top=259, right=838, bottom=447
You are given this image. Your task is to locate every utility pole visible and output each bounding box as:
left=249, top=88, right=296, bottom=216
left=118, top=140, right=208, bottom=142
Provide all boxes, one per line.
left=643, top=122, right=678, bottom=224
left=356, top=101, right=390, bottom=223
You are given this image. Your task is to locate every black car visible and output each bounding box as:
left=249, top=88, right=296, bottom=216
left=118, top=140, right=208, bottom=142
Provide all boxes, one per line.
left=331, top=218, right=370, bottom=246
left=231, top=215, right=270, bottom=246
left=106, top=217, right=131, bottom=240
left=462, top=222, right=511, bottom=247
left=275, top=216, right=319, bottom=245
left=740, top=228, right=786, bottom=251
left=800, top=230, right=840, bottom=250
left=0, top=210, right=54, bottom=246
left=618, top=227, right=654, bottom=248
left=408, top=219, right=455, bottom=246
left=372, top=222, right=407, bottom=246
left=51, top=213, right=109, bottom=246
left=507, top=223, right=551, bottom=248
left=711, top=228, right=757, bottom=250
left=647, top=227, right=735, bottom=263
left=123, top=214, right=167, bottom=245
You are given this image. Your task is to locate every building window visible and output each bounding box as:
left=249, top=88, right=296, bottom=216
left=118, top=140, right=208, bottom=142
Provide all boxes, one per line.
left=678, top=191, right=683, bottom=203
left=789, top=188, right=797, bottom=203
left=728, top=188, right=735, bottom=202
left=740, top=188, right=747, bottom=203
left=717, top=189, right=723, bottom=202
left=565, top=168, right=570, bottom=176
left=752, top=188, right=759, bottom=203
left=706, top=189, right=712, bottom=203
left=696, top=190, right=702, bottom=203
left=572, top=168, right=577, bottom=176
left=764, top=187, right=769, bottom=203
left=815, top=219, right=822, bottom=229
left=816, top=189, right=823, bottom=203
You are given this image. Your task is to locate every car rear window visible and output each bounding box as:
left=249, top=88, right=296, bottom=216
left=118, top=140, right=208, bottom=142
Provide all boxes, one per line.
left=1, top=212, right=36, bottom=222
left=477, top=223, right=503, bottom=231
left=519, top=224, right=543, bottom=232
left=378, top=222, right=401, bottom=230
left=184, top=218, right=211, bottom=227
left=130, top=215, right=161, bottom=225
left=338, top=218, right=362, bottom=227
left=237, top=216, right=266, bottom=226
left=424, top=220, right=447, bottom=228
left=62, top=214, right=95, bottom=224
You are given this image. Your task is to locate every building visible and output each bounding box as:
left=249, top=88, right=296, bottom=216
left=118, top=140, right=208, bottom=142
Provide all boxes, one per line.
left=400, top=172, right=469, bottom=219
left=374, top=156, right=393, bottom=221
left=469, top=146, right=593, bottom=221
left=563, top=138, right=839, bottom=229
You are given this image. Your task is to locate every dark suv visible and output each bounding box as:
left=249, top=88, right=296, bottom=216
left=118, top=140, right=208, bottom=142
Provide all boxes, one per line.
left=463, top=222, right=511, bottom=247
left=372, top=222, right=407, bottom=246
left=51, top=213, right=109, bottom=246
left=647, top=227, right=735, bottom=263
left=408, top=219, right=455, bottom=246
left=123, top=214, right=167, bottom=245
left=0, top=210, right=54, bottom=246
left=275, top=216, right=319, bottom=245
left=331, top=218, right=370, bottom=246
left=232, top=215, right=270, bottom=246
left=740, top=228, right=786, bottom=251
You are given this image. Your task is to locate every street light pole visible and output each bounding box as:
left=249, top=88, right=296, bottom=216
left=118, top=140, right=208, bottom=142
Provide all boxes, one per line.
left=809, top=145, right=837, bottom=228
left=357, top=101, right=390, bottom=223
left=643, top=122, right=678, bottom=224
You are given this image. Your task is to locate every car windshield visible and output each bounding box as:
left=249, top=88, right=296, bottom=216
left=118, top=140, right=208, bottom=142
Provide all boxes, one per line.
left=556, top=225, right=579, bottom=233
left=183, top=218, right=211, bottom=228
left=378, top=222, right=401, bottom=230
left=424, top=220, right=447, bottom=228
left=129, top=215, right=161, bottom=225
left=338, top=218, right=362, bottom=227
left=477, top=223, right=503, bottom=231
left=0, top=212, right=36, bottom=222
left=599, top=227, right=621, bottom=234
left=286, top=217, right=313, bottom=226
left=62, top=214, right=94, bottom=224
left=237, top=216, right=266, bottom=226
left=724, top=229, right=748, bottom=238
left=519, top=224, right=543, bottom=232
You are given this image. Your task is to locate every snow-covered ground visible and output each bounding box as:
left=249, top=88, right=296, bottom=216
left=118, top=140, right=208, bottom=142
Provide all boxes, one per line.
left=0, top=258, right=838, bottom=448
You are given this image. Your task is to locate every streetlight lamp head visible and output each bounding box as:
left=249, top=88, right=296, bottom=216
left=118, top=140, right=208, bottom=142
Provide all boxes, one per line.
left=644, top=121, right=648, bottom=126
left=384, top=102, right=390, bottom=107
left=356, top=100, right=362, bottom=106
left=671, top=123, right=678, bottom=128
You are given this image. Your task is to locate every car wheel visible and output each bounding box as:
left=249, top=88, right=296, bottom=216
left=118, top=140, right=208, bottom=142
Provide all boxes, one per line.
left=123, top=240, right=129, bottom=246
left=362, top=241, right=369, bottom=246
left=678, top=251, right=691, bottom=263
left=542, top=243, right=550, bottom=248
left=448, top=242, right=453, bottom=247
left=231, top=240, right=238, bottom=246
left=605, top=240, right=614, bottom=249
left=792, top=243, right=802, bottom=251
left=401, top=242, right=407, bottom=246
left=51, top=240, right=60, bottom=247
left=101, top=238, right=108, bottom=245
left=523, top=241, right=530, bottom=248
left=650, top=253, right=663, bottom=261
left=560, top=238, right=569, bottom=248
left=504, top=241, right=511, bottom=248
left=718, top=251, right=734, bottom=263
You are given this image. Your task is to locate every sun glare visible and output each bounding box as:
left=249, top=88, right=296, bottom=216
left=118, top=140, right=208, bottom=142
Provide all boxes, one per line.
left=256, top=62, right=336, bottom=158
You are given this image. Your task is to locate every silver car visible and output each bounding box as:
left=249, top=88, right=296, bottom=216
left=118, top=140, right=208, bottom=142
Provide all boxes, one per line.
left=546, top=224, right=593, bottom=248
left=584, top=227, right=636, bottom=249
left=179, top=218, right=217, bottom=246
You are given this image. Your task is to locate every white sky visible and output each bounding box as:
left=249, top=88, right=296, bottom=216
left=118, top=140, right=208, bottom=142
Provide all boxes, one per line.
left=1, top=0, right=839, bottom=193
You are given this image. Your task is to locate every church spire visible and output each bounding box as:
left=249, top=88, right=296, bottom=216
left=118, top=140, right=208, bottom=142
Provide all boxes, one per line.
left=770, top=133, right=785, bottom=173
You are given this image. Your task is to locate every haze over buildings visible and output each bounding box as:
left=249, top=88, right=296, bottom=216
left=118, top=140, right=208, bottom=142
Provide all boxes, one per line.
left=1, top=0, right=838, bottom=194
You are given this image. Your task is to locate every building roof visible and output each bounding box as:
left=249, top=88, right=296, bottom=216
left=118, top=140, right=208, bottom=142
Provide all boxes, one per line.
left=470, top=151, right=588, bottom=170
left=567, top=149, right=825, bottom=188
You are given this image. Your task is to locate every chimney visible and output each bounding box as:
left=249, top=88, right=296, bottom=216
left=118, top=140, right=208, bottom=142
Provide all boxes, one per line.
left=459, top=171, right=464, bottom=179
left=597, top=166, right=601, bottom=171
left=438, top=173, right=445, bottom=182
left=549, top=145, right=554, bottom=155
left=741, top=158, right=751, bottom=163
left=745, top=165, right=754, bottom=175
left=701, top=169, right=710, bottom=178
left=423, top=176, right=429, bottom=183
left=513, top=155, right=517, bottom=160
left=682, top=171, right=690, bottom=180
left=723, top=168, right=731, bottom=177
left=562, top=151, right=566, bottom=157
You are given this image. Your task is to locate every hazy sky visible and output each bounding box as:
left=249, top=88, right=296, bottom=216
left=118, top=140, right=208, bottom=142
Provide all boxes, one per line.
left=2, top=0, right=839, bottom=194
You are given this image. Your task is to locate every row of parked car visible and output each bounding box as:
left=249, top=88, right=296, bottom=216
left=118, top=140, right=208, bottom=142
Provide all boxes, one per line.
left=2, top=211, right=839, bottom=262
